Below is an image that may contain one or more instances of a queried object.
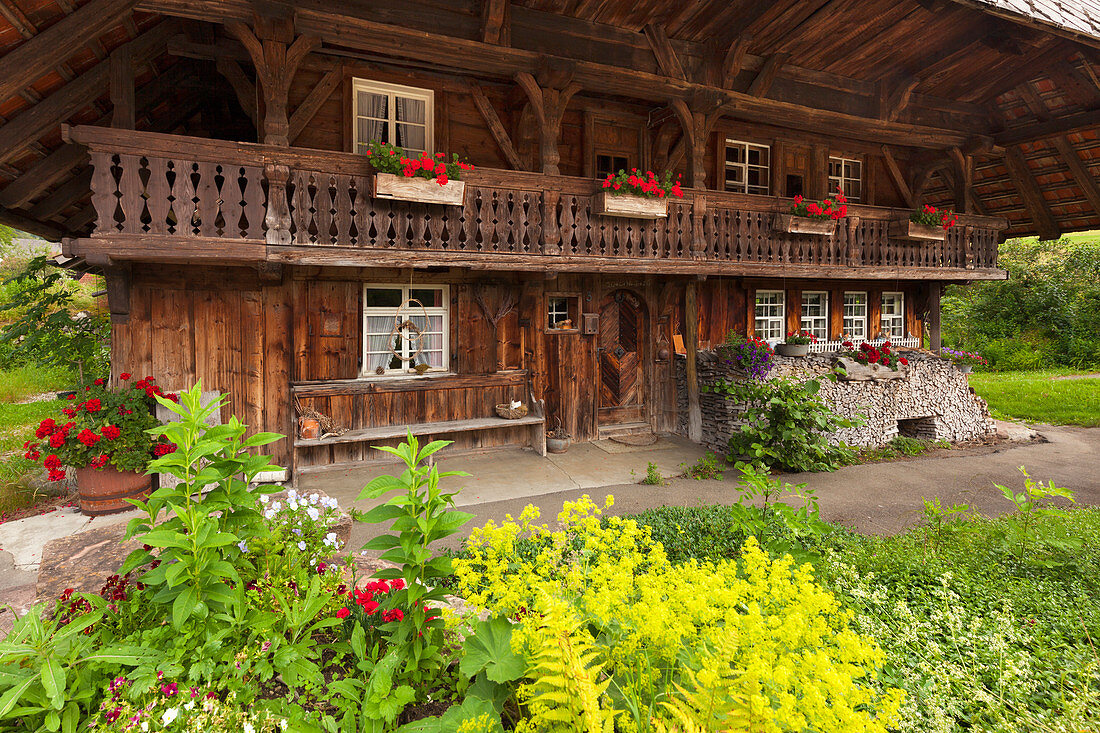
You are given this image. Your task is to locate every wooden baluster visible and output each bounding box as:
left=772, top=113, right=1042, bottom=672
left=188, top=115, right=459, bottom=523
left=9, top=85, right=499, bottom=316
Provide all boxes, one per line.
left=332, top=174, right=352, bottom=246
left=461, top=188, right=479, bottom=251
left=964, top=225, right=974, bottom=269
left=144, top=157, right=171, bottom=235
left=242, top=165, right=265, bottom=240
left=290, top=169, right=314, bottom=243
left=264, top=163, right=292, bottom=245
left=89, top=152, right=118, bottom=234
left=173, top=161, right=196, bottom=236
left=313, top=173, right=335, bottom=245
left=526, top=191, right=542, bottom=254
left=574, top=196, right=589, bottom=255
left=350, top=174, right=370, bottom=247
left=221, top=164, right=245, bottom=239
left=117, top=153, right=144, bottom=234
left=193, top=161, right=220, bottom=236
left=495, top=193, right=511, bottom=252
left=558, top=194, right=575, bottom=255
left=846, top=217, right=861, bottom=266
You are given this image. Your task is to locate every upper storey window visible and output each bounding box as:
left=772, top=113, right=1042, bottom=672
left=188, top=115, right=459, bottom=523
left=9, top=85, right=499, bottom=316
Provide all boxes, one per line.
left=352, top=79, right=434, bottom=157
left=724, top=140, right=770, bottom=195
left=828, top=156, right=861, bottom=202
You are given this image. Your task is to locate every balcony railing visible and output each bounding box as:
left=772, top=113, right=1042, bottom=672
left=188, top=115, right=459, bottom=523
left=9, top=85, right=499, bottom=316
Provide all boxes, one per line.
left=66, top=126, right=1006, bottom=274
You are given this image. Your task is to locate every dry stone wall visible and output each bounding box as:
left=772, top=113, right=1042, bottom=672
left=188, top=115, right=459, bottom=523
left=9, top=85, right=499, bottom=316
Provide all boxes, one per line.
left=675, top=351, right=996, bottom=454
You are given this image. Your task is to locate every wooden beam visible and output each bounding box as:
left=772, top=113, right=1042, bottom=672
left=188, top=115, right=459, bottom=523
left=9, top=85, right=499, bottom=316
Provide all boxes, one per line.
left=936, top=165, right=988, bottom=216
left=514, top=70, right=579, bottom=175
left=927, top=282, right=941, bottom=352
left=642, top=23, right=686, bottom=82
left=880, top=145, right=915, bottom=208
left=0, top=0, right=140, bottom=104
left=684, top=279, right=702, bottom=444
left=468, top=82, right=525, bottom=170
left=947, top=146, right=973, bottom=213
left=480, top=0, right=509, bottom=46
left=109, top=45, right=135, bottom=129
left=0, top=143, right=86, bottom=208
left=1051, top=136, right=1100, bottom=218
left=0, top=22, right=173, bottom=165
left=289, top=65, right=342, bottom=143
left=1003, top=146, right=1060, bottom=240
left=0, top=205, right=67, bottom=240
left=104, top=264, right=131, bottom=324
left=879, top=76, right=920, bottom=122
left=747, top=52, right=788, bottom=97
left=216, top=58, right=258, bottom=128
left=995, top=108, right=1099, bottom=145
left=28, top=168, right=92, bottom=220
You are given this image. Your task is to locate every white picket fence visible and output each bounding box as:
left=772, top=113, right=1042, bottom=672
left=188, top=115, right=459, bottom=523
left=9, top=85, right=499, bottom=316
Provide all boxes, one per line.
left=807, top=336, right=920, bottom=353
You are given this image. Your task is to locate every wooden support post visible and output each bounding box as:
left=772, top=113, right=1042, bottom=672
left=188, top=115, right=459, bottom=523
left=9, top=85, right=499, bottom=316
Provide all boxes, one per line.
left=109, top=45, right=134, bottom=129
left=691, top=193, right=707, bottom=258
left=927, top=282, right=941, bottom=352
left=227, top=16, right=318, bottom=146
left=747, top=52, right=789, bottom=97
left=541, top=189, right=561, bottom=254
left=948, top=147, right=973, bottom=214
left=263, top=163, right=292, bottom=245
left=104, top=264, right=131, bottom=324
left=514, top=66, right=580, bottom=175
left=671, top=95, right=722, bottom=189
left=684, top=280, right=702, bottom=444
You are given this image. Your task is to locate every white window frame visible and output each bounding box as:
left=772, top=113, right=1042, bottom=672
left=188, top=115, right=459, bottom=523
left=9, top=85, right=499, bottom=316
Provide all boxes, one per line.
left=842, top=291, right=868, bottom=340
left=754, top=290, right=786, bottom=344
left=801, top=291, right=829, bottom=340
left=351, top=78, right=434, bottom=157
left=724, top=139, right=771, bottom=195
left=361, top=284, right=449, bottom=376
left=880, top=291, right=905, bottom=339
left=828, top=155, right=862, bottom=202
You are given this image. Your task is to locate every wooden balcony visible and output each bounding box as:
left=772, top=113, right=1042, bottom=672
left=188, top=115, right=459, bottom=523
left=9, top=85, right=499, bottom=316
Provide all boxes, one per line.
left=65, top=125, right=1007, bottom=279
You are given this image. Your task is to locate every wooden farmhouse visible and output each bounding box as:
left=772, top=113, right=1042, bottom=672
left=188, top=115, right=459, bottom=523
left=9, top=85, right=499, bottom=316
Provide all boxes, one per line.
left=0, top=0, right=1098, bottom=479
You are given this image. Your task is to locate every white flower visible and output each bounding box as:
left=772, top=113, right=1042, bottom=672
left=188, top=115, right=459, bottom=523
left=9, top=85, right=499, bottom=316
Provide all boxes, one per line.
left=161, top=708, right=178, bottom=726
left=141, top=722, right=149, bottom=732
left=309, top=493, right=320, bottom=504
left=279, top=720, right=288, bottom=731
left=271, top=501, right=282, bottom=512
left=292, top=528, right=302, bottom=536
left=288, top=489, right=297, bottom=499
left=306, top=506, right=320, bottom=521
left=184, top=701, right=195, bottom=712
left=243, top=723, right=255, bottom=733
left=288, top=499, right=299, bottom=511
left=264, top=509, right=275, bottom=520
left=237, top=540, right=249, bottom=553
left=259, top=494, right=269, bottom=504
left=297, top=540, right=307, bottom=551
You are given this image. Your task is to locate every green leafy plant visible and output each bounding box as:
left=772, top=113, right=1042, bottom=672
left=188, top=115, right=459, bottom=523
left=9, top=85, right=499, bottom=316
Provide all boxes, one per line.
left=729, top=462, right=832, bottom=560
left=704, top=377, right=856, bottom=472
left=599, top=168, right=683, bottom=198
left=360, top=140, right=473, bottom=183
left=993, top=466, right=1078, bottom=561
left=356, top=433, right=474, bottom=690
left=681, top=451, right=725, bottom=481
left=121, top=383, right=281, bottom=630
left=0, top=600, right=154, bottom=733
left=920, top=496, right=971, bottom=555
left=910, top=203, right=958, bottom=229
left=0, top=256, right=109, bottom=382
left=640, top=461, right=665, bottom=486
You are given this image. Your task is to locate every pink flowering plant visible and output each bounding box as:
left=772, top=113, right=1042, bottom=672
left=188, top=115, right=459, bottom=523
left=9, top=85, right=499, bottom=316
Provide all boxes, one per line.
left=601, top=167, right=683, bottom=198
left=24, top=374, right=176, bottom=479
left=94, top=678, right=287, bottom=732
left=790, top=189, right=848, bottom=220
left=361, top=140, right=473, bottom=186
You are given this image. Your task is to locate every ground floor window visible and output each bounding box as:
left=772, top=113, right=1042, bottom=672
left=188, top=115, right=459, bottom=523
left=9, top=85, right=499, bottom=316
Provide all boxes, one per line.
left=843, top=291, right=867, bottom=340
left=362, top=284, right=449, bottom=375
left=800, top=291, right=829, bottom=340
left=880, top=291, right=905, bottom=339
left=754, top=290, right=785, bottom=343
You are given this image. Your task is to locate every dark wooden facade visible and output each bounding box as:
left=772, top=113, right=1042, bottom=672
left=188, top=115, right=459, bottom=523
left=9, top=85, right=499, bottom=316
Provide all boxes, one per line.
left=1, top=0, right=1098, bottom=474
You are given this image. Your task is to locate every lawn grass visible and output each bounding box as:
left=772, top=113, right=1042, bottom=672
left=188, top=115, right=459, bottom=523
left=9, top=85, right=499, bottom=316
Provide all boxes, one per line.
left=0, top=397, right=67, bottom=518
left=968, top=369, right=1100, bottom=427
left=0, top=364, right=73, bottom=402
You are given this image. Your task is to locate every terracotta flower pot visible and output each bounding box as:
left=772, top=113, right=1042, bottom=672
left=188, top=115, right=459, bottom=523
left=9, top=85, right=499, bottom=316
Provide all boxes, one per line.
left=76, top=465, right=152, bottom=516
left=299, top=418, right=321, bottom=439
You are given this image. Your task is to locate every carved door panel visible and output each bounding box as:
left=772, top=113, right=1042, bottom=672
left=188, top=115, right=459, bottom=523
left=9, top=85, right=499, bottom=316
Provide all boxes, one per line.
left=598, top=289, right=646, bottom=425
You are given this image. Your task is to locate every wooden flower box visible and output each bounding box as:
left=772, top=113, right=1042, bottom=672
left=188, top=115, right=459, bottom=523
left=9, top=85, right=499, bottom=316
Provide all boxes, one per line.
left=773, top=213, right=838, bottom=235
left=372, top=172, right=466, bottom=206
left=890, top=219, right=947, bottom=242
left=594, top=191, right=668, bottom=219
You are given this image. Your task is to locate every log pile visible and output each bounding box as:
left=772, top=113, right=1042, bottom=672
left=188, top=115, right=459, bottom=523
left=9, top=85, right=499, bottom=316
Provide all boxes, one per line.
left=675, top=351, right=996, bottom=453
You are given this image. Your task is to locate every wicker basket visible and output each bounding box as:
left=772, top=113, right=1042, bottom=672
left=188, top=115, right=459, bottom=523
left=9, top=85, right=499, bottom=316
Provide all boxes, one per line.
left=495, top=403, right=529, bottom=419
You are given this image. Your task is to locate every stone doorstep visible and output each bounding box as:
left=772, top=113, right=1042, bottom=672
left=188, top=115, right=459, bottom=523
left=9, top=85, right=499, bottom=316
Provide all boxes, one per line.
left=34, top=489, right=352, bottom=607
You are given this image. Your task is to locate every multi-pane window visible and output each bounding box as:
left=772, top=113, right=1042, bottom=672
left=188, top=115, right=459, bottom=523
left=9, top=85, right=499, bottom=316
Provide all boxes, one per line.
left=595, top=153, right=630, bottom=179
left=801, top=291, right=829, bottom=340
left=352, top=79, right=434, bottom=157
left=828, top=156, right=862, bottom=201
left=362, top=285, right=448, bottom=375
left=725, top=140, right=770, bottom=195
left=880, top=291, right=905, bottom=339
left=754, top=290, right=786, bottom=343
left=843, top=292, right=868, bottom=340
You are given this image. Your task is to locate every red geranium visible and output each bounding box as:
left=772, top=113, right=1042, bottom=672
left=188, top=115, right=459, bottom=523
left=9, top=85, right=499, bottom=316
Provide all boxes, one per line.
left=77, top=429, right=100, bottom=447
left=84, top=399, right=102, bottom=413
left=101, top=425, right=121, bottom=440
left=336, top=607, right=350, bottom=619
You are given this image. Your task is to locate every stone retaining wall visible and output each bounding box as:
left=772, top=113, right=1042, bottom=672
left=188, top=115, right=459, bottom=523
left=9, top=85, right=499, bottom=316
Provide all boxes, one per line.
left=675, top=351, right=996, bottom=454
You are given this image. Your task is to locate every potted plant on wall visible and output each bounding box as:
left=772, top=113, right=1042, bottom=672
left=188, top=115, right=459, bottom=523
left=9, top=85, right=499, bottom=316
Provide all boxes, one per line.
left=23, top=375, right=176, bottom=515
left=774, top=190, right=847, bottom=235
left=716, top=331, right=775, bottom=380
left=942, top=346, right=987, bottom=373
left=362, top=140, right=473, bottom=206
left=835, top=340, right=909, bottom=380
left=891, top=203, right=958, bottom=242
left=595, top=168, right=684, bottom=219
left=774, top=330, right=817, bottom=357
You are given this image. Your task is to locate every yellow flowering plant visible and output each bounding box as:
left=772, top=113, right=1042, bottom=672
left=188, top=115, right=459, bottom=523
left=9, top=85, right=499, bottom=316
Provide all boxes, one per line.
left=452, top=495, right=904, bottom=733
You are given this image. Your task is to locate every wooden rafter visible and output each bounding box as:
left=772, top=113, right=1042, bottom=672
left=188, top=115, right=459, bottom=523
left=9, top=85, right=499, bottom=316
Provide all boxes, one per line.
left=880, top=145, right=915, bottom=208
left=0, top=0, right=141, bottom=104
left=1051, top=136, right=1100, bottom=218
left=746, top=52, right=788, bottom=97
left=642, top=23, right=685, bottom=81
left=481, top=0, right=510, bottom=46
left=995, top=108, right=1098, bottom=145
left=215, top=57, right=258, bottom=128
left=0, top=143, right=86, bottom=208
left=289, top=65, right=343, bottom=143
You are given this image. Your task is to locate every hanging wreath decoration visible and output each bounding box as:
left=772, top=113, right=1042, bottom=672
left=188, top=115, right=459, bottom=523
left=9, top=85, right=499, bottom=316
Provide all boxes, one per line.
left=376, top=297, right=432, bottom=374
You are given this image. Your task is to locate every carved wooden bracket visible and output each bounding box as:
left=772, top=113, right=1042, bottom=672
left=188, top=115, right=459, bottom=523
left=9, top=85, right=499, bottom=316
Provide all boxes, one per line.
left=227, top=16, right=318, bottom=145
left=514, top=63, right=581, bottom=175
left=670, top=93, right=723, bottom=188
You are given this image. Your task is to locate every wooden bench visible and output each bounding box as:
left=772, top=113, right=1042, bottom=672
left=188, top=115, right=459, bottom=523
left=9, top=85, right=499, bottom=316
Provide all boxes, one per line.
left=293, top=411, right=546, bottom=455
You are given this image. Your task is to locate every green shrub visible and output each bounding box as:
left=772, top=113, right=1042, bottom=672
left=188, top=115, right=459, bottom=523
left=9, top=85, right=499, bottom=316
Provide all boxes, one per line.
left=680, top=451, right=725, bottom=480
left=704, top=376, right=856, bottom=472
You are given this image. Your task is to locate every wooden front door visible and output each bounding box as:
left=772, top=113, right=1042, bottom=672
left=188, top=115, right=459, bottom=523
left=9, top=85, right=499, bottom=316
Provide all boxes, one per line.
left=598, top=289, right=646, bottom=425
